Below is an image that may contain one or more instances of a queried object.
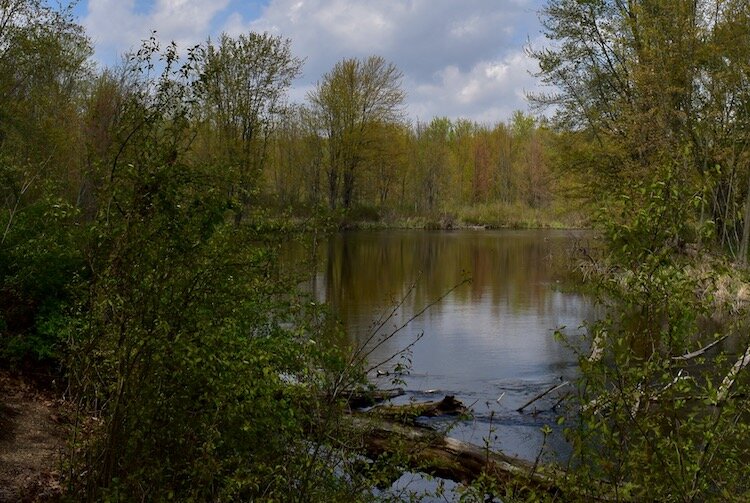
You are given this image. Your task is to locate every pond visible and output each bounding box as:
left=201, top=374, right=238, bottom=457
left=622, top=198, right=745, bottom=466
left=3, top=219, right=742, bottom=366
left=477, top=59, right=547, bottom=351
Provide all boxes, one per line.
left=285, top=229, right=597, bottom=463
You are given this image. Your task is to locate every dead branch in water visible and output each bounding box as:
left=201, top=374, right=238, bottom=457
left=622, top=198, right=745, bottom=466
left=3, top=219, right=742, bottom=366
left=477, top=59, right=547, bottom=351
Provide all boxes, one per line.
left=344, top=388, right=405, bottom=409
left=516, top=381, right=570, bottom=413
left=370, top=395, right=469, bottom=423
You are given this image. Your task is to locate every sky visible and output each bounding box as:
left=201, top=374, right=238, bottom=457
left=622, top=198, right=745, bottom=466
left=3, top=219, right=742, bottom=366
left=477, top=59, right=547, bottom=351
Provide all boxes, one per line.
left=73, top=0, right=549, bottom=124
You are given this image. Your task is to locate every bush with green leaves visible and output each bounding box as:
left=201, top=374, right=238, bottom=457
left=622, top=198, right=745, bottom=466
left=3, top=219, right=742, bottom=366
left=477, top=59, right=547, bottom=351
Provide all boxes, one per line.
left=559, top=165, right=750, bottom=501
left=68, top=217, right=368, bottom=500
left=55, top=37, right=390, bottom=502
left=0, top=0, right=92, bottom=368
left=0, top=194, right=85, bottom=366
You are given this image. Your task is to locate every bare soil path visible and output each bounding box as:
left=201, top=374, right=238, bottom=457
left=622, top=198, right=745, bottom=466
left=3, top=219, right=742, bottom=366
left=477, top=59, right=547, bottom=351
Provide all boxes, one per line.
left=0, top=371, right=66, bottom=502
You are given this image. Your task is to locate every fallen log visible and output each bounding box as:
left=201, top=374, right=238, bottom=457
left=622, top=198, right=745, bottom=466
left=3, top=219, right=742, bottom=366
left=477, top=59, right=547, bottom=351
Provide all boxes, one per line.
left=370, top=395, right=469, bottom=423
left=345, top=387, right=405, bottom=409
left=350, top=414, right=624, bottom=501
left=351, top=414, right=557, bottom=490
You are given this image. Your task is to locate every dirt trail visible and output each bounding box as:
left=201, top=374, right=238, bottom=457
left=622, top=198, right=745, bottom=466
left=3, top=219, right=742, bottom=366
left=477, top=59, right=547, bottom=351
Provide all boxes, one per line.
left=0, top=372, right=66, bottom=502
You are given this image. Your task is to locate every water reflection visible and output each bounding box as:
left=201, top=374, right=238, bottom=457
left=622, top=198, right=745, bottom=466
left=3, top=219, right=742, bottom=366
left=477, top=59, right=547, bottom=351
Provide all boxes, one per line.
left=286, top=229, right=597, bottom=461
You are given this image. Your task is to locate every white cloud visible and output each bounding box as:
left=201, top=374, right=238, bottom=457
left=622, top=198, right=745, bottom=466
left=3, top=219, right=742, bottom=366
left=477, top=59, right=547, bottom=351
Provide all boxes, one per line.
left=84, top=0, right=229, bottom=63
left=237, top=0, right=545, bottom=122
left=411, top=46, right=541, bottom=124
left=312, top=1, right=395, bottom=51
left=450, top=16, right=483, bottom=38
left=82, top=0, right=548, bottom=122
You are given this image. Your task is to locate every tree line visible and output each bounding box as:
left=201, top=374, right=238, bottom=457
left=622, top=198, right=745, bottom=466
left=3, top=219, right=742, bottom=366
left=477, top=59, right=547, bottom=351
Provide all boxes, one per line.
left=269, top=106, right=559, bottom=217
left=532, top=0, right=750, bottom=260
left=4, top=0, right=750, bottom=500
left=0, top=1, right=565, bottom=499
left=0, top=2, right=417, bottom=500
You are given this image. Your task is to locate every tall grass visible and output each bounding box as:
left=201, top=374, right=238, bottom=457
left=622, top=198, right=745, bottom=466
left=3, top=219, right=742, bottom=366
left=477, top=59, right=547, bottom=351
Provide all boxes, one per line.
left=454, top=201, right=589, bottom=229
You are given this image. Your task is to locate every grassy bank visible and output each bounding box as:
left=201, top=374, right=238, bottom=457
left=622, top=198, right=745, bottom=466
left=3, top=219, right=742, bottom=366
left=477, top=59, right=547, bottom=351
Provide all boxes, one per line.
left=327, top=201, right=591, bottom=231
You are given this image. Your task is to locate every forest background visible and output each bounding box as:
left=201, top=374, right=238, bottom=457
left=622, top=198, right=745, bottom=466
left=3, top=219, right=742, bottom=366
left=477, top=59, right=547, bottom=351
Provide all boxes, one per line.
left=2, top=0, right=750, bottom=501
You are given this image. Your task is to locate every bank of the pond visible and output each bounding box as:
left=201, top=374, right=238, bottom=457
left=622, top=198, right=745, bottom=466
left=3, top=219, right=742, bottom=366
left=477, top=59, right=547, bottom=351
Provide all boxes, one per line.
left=273, top=201, right=591, bottom=232
left=339, top=217, right=587, bottom=231
left=282, top=217, right=591, bottom=233
left=339, top=206, right=590, bottom=231
left=576, top=246, right=750, bottom=322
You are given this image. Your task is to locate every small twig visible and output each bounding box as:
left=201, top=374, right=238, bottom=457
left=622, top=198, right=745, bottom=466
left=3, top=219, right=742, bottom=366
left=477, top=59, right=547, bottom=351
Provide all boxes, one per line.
left=550, top=392, right=570, bottom=411
left=366, top=331, right=424, bottom=375
left=362, top=277, right=471, bottom=373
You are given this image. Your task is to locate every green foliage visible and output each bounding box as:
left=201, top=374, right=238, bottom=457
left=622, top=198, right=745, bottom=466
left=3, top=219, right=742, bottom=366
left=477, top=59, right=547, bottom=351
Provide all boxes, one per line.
left=559, top=165, right=750, bottom=500
left=601, top=165, right=707, bottom=266
left=45, top=36, right=388, bottom=502
left=456, top=201, right=575, bottom=229
left=345, top=204, right=382, bottom=224
left=309, top=55, right=406, bottom=210
left=0, top=1, right=92, bottom=367
left=196, top=32, right=303, bottom=225
left=532, top=0, right=750, bottom=258
left=0, top=194, right=84, bottom=365
left=526, top=0, right=750, bottom=498
left=70, top=223, right=357, bottom=500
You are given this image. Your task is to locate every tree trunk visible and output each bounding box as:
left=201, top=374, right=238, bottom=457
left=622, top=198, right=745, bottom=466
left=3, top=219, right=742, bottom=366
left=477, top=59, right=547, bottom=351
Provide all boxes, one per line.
left=351, top=415, right=557, bottom=488
left=342, top=164, right=355, bottom=209
left=350, top=412, right=623, bottom=501
left=738, top=172, right=750, bottom=265
left=328, top=164, right=338, bottom=210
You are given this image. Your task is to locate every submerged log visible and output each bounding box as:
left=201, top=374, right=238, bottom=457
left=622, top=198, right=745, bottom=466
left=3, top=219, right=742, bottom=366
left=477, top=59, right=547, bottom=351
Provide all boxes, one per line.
left=371, top=395, right=469, bottom=423
left=345, top=387, right=405, bottom=409
left=351, top=414, right=559, bottom=495
left=351, top=415, right=622, bottom=501
left=336, top=393, right=626, bottom=500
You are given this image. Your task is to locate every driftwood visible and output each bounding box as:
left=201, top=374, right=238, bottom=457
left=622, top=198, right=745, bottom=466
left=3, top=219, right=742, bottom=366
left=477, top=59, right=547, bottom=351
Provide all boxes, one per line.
left=350, top=414, right=559, bottom=492
left=516, top=381, right=570, bottom=413
left=370, top=395, right=469, bottom=423
left=345, top=388, right=405, bottom=409
left=342, top=393, right=625, bottom=500
left=351, top=414, right=622, bottom=501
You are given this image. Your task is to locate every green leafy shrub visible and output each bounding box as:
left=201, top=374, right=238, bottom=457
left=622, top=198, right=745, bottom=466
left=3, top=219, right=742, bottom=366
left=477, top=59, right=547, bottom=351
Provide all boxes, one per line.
left=560, top=165, right=750, bottom=501
left=60, top=39, right=380, bottom=502
left=0, top=196, right=84, bottom=366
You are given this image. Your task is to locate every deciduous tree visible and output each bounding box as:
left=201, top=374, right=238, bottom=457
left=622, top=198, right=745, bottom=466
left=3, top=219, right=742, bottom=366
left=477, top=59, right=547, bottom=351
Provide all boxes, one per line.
left=309, top=56, right=405, bottom=209
left=197, top=33, right=302, bottom=223
left=532, top=0, right=750, bottom=257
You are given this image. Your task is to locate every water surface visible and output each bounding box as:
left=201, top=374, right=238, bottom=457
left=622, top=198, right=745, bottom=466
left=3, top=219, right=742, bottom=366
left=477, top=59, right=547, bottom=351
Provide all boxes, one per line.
left=287, top=229, right=596, bottom=461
